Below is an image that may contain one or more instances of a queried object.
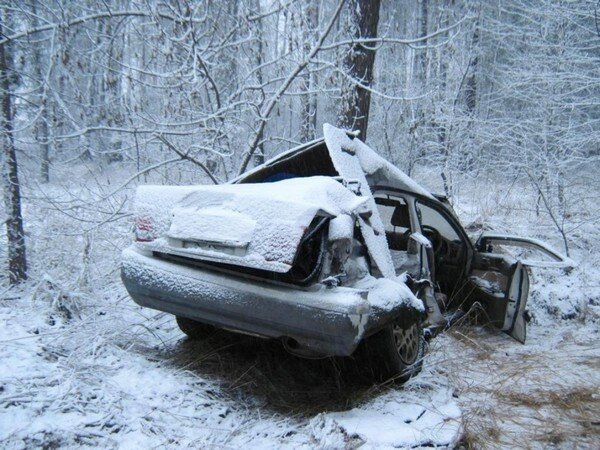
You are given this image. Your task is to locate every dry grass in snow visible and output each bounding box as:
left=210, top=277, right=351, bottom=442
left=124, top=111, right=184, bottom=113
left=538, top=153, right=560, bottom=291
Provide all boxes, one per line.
left=432, top=323, right=600, bottom=449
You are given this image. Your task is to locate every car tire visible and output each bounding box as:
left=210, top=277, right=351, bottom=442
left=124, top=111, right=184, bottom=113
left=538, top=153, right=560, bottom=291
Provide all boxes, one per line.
left=357, top=316, right=425, bottom=383
left=176, top=316, right=216, bottom=339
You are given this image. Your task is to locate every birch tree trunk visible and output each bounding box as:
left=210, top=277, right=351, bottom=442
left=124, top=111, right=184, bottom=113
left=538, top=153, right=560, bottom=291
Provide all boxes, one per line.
left=464, top=24, right=479, bottom=114
left=253, top=0, right=265, bottom=166
left=31, top=0, right=51, bottom=182
left=415, top=0, right=428, bottom=83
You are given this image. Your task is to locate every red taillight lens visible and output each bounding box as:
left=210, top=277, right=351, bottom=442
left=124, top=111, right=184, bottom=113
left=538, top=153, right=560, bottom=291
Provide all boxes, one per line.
left=135, top=216, right=155, bottom=242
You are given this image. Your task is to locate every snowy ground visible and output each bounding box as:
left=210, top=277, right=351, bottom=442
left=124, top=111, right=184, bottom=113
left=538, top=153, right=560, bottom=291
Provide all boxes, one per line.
left=0, top=285, right=463, bottom=449
left=1, top=165, right=599, bottom=448
left=1, top=283, right=597, bottom=449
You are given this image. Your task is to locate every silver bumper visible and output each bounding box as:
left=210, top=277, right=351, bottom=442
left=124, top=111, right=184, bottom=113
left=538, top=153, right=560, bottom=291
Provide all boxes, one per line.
left=121, top=247, right=381, bottom=356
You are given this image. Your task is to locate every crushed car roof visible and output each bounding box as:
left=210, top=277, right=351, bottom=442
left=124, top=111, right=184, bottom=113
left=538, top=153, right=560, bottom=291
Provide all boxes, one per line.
left=232, top=124, right=435, bottom=278
left=233, top=123, right=434, bottom=201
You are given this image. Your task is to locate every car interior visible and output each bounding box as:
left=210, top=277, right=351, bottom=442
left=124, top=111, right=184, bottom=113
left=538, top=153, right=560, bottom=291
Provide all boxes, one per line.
left=374, top=196, right=419, bottom=276
left=236, top=142, right=337, bottom=184
left=375, top=194, right=471, bottom=308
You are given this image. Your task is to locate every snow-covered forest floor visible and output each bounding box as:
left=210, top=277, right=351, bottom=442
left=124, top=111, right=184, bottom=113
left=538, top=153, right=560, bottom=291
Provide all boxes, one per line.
left=1, top=164, right=599, bottom=449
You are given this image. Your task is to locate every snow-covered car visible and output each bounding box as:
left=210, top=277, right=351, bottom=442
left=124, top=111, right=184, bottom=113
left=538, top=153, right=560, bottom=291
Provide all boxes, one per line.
left=121, top=124, right=574, bottom=382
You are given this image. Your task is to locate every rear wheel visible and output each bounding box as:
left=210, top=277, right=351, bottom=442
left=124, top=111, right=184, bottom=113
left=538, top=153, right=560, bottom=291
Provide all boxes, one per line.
left=176, top=316, right=216, bottom=339
left=357, top=317, right=425, bottom=383
left=393, top=322, right=422, bottom=367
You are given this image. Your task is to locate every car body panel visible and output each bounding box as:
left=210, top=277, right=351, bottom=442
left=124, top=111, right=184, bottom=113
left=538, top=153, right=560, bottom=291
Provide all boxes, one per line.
left=323, top=124, right=396, bottom=278
left=505, top=261, right=530, bottom=343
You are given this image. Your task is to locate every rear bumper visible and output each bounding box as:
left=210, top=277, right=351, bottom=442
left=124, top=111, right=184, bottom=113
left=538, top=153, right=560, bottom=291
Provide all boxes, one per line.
left=121, top=247, right=406, bottom=356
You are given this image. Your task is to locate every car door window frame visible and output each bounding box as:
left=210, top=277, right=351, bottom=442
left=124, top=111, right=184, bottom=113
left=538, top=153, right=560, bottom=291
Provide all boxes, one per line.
left=371, top=186, right=472, bottom=249
left=476, top=233, right=575, bottom=268
left=373, top=190, right=421, bottom=275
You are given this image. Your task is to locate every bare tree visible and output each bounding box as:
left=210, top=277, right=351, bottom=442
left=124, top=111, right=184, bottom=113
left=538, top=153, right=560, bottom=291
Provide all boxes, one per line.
left=30, top=0, right=52, bottom=182
left=237, top=0, right=347, bottom=174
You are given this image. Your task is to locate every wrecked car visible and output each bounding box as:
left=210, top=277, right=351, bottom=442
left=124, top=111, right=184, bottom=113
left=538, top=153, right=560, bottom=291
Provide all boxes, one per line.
left=121, top=124, right=574, bottom=382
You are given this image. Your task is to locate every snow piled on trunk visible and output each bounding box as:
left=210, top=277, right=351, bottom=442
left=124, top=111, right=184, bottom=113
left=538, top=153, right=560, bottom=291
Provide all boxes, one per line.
left=169, top=206, right=257, bottom=247
left=136, top=176, right=368, bottom=272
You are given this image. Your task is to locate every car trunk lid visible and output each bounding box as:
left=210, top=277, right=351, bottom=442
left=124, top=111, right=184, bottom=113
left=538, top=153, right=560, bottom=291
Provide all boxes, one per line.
left=133, top=176, right=368, bottom=273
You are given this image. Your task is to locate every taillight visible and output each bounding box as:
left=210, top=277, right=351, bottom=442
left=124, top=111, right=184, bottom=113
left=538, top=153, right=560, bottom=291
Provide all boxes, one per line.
left=135, top=216, right=155, bottom=242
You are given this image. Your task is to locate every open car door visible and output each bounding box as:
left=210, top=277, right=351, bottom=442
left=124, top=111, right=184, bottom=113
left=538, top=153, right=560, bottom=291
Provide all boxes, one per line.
left=466, top=233, right=574, bottom=343
left=475, top=233, right=575, bottom=268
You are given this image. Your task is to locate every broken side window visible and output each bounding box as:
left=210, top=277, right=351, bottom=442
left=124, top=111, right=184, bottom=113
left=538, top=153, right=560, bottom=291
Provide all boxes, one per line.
left=374, top=195, right=416, bottom=274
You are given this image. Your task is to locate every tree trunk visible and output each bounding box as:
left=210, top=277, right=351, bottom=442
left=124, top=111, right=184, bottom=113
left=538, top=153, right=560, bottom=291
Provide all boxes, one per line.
left=437, top=0, right=452, bottom=197
left=300, top=1, right=319, bottom=142
left=253, top=0, right=265, bottom=166
left=464, top=24, right=479, bottom=114
left=338, top=0, right=381, bottom=140
left=415, top=0, right=428, bottom=83
left=0, top=17, right=28, bottom=284
left=39, top=118, right=50, bottom=183
left=31, top=0, right=51, bottom=182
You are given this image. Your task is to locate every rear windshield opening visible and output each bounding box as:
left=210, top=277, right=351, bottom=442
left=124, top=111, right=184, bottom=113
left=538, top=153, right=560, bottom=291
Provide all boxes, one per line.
left=237, top=142, right=338, bottom=184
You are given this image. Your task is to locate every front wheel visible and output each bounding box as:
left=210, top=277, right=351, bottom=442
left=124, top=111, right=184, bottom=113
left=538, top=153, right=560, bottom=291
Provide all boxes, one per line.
left=357, top=318, right=425, bottom=383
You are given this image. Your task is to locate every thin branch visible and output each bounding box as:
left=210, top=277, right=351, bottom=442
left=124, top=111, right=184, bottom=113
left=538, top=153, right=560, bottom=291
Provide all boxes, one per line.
left=526, top=170, right=570, bottom=257
left=156, top=134, right=220, bottom=184
left=319, top=15, right=471, bottom=51
left=237, top=0, right=347, bottom=175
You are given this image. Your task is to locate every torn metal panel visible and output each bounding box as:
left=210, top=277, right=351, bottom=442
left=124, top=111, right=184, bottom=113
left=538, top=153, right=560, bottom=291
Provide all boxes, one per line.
left=323, top=124, right=396, bottom=279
